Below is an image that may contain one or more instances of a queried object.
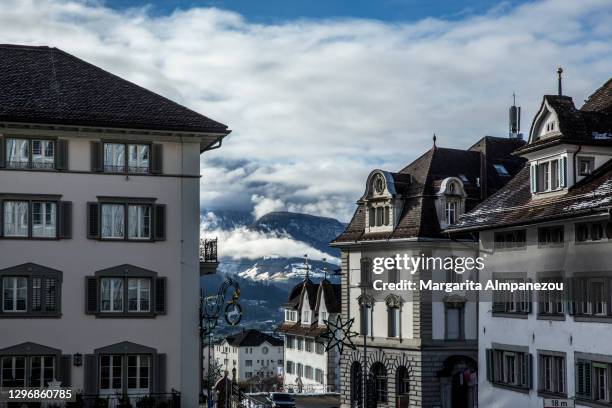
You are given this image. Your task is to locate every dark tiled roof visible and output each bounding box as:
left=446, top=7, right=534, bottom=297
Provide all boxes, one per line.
left=319, top=280, right=341, bottom=314
left=225, top=329, right=283, bottom=347
left=582, top=78, right=612, bottom=113
left=333, top=137, right=525, bottom=243
left=0, top=44, right=228, bottom=133
left=448, top=160, right=612, bottom=232
left=278, top=322, right=326, bottom=338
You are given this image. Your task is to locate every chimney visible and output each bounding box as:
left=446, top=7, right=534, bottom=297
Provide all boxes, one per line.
left=509, top=93, right=523, bottom=139
left=557, top=67, right=563, bottom=96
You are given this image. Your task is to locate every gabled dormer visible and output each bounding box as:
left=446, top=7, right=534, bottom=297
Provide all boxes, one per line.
left=300, top=290, right=312, bottom=326
left=436, top=177, right=467, bottom=228
left=360, top=170, right=403, bottom=234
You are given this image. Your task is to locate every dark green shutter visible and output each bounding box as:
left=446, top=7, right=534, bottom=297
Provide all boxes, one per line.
left=58, top=201, right=72, bottom=239
left=58, top=354, right=72, bottom=386
left=0, top=199, right=3, bottom=237
left=527, top=353, right=533, bottom=389
left=576, top=360, right=592, bottom=399
left=155, top=277, right=167, bottom=314
left=154, top=204, right=166, bottom=241
left=87, top=202, right=100, bottom=239
left=154, top=353, right=167, bottom=393
left=0, top=135, right=5, bottom=168
left=83, top=354, right=98, bottom=396
left=91, top=142, right=103, bottom=172
left=486, top=349, right=493, bottom=382
left=56, top=139, right=69, bottom=171
left=151, top=144, right=163, bottom=174
left=85, top=277, right=98, bottom=314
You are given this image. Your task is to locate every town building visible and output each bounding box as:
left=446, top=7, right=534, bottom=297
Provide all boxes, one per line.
left=448, top=76, right=612, bottom=407
left=280, top=278, right=342, bottom=393
left=0, top=44, right=229, bottom=406
left=207, top=329, right=284, bottom=390
left=332, top=129, right=526, bottom=406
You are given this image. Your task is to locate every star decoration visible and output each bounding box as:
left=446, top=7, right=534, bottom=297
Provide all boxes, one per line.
left=318, top=315, right=359, bottom=356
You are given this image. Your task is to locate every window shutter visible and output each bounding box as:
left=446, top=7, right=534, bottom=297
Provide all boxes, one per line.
left=0, top=135, right=5, bottom=168
left=153, top=204, right=166, bottom=241
left=87, top=202, right=100, bottom=239
left=58, top=201, right=72, bottom=239
left=486, top=349, right=493, bottom=382
left=56, top=139, right=69, bottom=171
left=91, top=141, right=103, bottom=172
left=83, top=354, right=98, bottom=396
left=85, top=277, right=98, bottom=314
left=527, top=353, right=533, bottom=389
left=58, top=354, right=72, bottom=386
left=560, top=157, right=567, bottom=188
left=155, top=277, right=167, bottom=314
left=154, top=353, right=167, bottom=393
left=151, top=143, right=163, bottom=174
left=576, top=360, right=592, bottom=398
left=530, top=163, right=537, bottom=193
left=0, top=199, right=3, bottom=237
left=492, top=289, right=505, bottom=313
left=568, top=278, right=576, bottom=315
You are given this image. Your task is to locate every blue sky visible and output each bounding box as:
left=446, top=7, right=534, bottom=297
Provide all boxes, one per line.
left=102, top=0, right=525, bottom=22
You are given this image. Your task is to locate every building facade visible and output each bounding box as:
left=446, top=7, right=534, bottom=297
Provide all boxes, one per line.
left=449, top=78, right=612, bottom=407
left=332, top=134, right=526, bottom=407
left=280, top=278, right=341, bottom=393
left=0, top=45, right=229, bottom=407
left=207, top=329, right=283, bottom=390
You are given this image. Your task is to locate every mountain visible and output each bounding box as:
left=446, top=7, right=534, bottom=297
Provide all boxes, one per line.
left=251, top=211, right=346, bottom=258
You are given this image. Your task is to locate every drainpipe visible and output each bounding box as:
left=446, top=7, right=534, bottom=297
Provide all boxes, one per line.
left=572, top=145, right=582, bottom=185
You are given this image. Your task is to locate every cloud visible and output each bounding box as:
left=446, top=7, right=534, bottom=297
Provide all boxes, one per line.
left=1, top=0, right=611, bottom=222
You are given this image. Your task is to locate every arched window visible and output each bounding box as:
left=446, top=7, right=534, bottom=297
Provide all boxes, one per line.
left=350, top=362, right=363, bottom=407
left=370, top=362, right=387, bottom=403
left=396, top=366, right=410, bottom=397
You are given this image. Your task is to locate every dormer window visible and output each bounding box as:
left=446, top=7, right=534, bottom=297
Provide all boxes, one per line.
left=445, top=202, right=458, bottom=225
left=285, top=309, right=297, bottom=322
left=302, top=310, right=311, bottom=325
left=545, top=121, right=556, bottom=133
left=493, top=164, right=509, bottom=176
left=437, top=177, right=466, bottom=227
left=530, top=157, right=567, bottom=194
left=369, top=205, right=390, bottom=227
left=578, top=157, right=595, bottom=176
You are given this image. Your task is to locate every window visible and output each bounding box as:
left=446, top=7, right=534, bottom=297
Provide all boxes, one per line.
left=368, top=205, right=391, bottom=227
left=297, top=338, right=304, bottom=351
left=315, top=368, right=324, bottom=384
left=492, top=277, right=531, bottom=315
left=445, top=201, right=458, bottom=225
left=487, top=348, right=532, bottom=390
left=579, top=157, right=595, bottom=176
left=262, top=346, right=269, bottom=355
left=315, top=342, right=325, bottom=355
left=360, top=257, right=372, bottom=286
left=100, top=354, right=150, bottom=394
left=286, top=336, right=295, bottom=349
left=370, top=362, right=387, bottom=403
left=302, top=310, right=311, bottom=324
left=360, top=304, right=372, bottom=336
left=319, top=311, right=328, bottom=323
left=0, top=355, right=53, bottom=387
left=128, top=278, right=151, bottom=312
left=103, top=143, right=150, bottom=174
left=576, top=360, right=612, bottom=403
left=86, top=267, right=165, bottom=317
left=538, top=226, right=564, bottom=246
left=350, top=362, right=362, bottom=406
left=494, top=164, right=510, bottom=176
left=297, top=363, right=303, bottom=377
left=89, top=201, right=164, bottom=242
left=2, top=199, right=69, bottom=239
left=0, top=264, right=62, bottom=317
left=396, top=366, right=410, bottom=396
left=5, top=138, right=56, bottom=169
left=387, top=306, right=400, bottom=338
left=575, top=221, right=611, bottom=243
left=305, top=339, right=313, bottom=353
left=531, top=157, right=566, bottom=193
left=538, top=278, right=564, bottom=316
left=539, top=354, right=565, bottom=396
left=445, top=307, right=461, bottom=340
left=494, top=230, right=526, bottom=250
left=286, top=361, right=294, bottom=375
left=285, top=309, right=297, bottom=322
left=305, top=365, right=313, bottom=380
left=571, top=277, right=610, bottom=317
left=127, top=355, right=149, bottom=391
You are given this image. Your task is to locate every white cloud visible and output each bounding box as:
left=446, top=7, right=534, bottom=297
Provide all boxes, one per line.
left=1, top=0, right=611, bottom=222
left=251, top=194, right=285, bottom=219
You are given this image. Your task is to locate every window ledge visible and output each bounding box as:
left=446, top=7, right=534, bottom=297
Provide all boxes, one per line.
left=538, top=243, right=565, bottom=249
left=574, top=398, right=612, bottom=408
left=94, top=312, right=159, bottom=318
left=574, top=239, right=612, bottom=246
left=0, top=313, right=61, bottom=318
left=537, top=390, right=567, bottom=399
left=573, top=316, right=612, bottom=324
left=537, top=314, right=566, bottom=321
left=492, top=312, right=529, bottom=319
left=493, top=246, right=527, bottom=252
left=490, top=382, right=530, bottom=394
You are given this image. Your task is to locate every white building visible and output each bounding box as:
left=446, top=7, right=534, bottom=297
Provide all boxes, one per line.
left=332, top=134, right=526, bottom=407
left=0, top=44, right=229, bottom=407
left=449, top=77, right=612, bottom=407
left=280, top=279, right=341, bottom=393
left=209, top=330, right=283, bottom=389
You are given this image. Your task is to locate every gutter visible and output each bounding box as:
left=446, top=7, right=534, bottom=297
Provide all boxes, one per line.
left=202, top=130, right=232, bottom=152
left=572, top=144, right=582, bottom=185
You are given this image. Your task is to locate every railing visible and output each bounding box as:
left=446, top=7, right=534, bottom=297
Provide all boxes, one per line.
left=200, top=238, right=218, bottom=263
left=7, top=160, right=55, bottom=170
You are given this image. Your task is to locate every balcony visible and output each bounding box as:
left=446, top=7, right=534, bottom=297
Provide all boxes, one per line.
left=200, top=238, right=219, bottom=276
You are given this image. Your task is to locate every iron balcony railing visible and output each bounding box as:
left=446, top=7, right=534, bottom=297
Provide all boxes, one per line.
left=200, top=238, right=218, bottom=263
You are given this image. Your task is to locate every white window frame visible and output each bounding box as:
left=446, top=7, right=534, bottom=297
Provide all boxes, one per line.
left=99, top=354, right=123, bottom=393
left=3, top=201, right=29, bottom=237
left=29, top=355, right=55, bottom=388
left=101, top=204, right=125, bottom=239
left=128, top=278, right=151, bottom=312
left=32, top=202, right=57, bottom=238
left=31, top=140, right=55, bottom=168
left=2, top=276, right=27, bottom=312
left=128, top=205, right=151, bottom=240
left=100, top=277, right=124, bottom=312
left=445, top=201, right=458, bottom=225
left=128, top=144, right=150, bottom=174
left=0, top=356, right=26, bottom=387
left=127, top=354, right=150, bottom=393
